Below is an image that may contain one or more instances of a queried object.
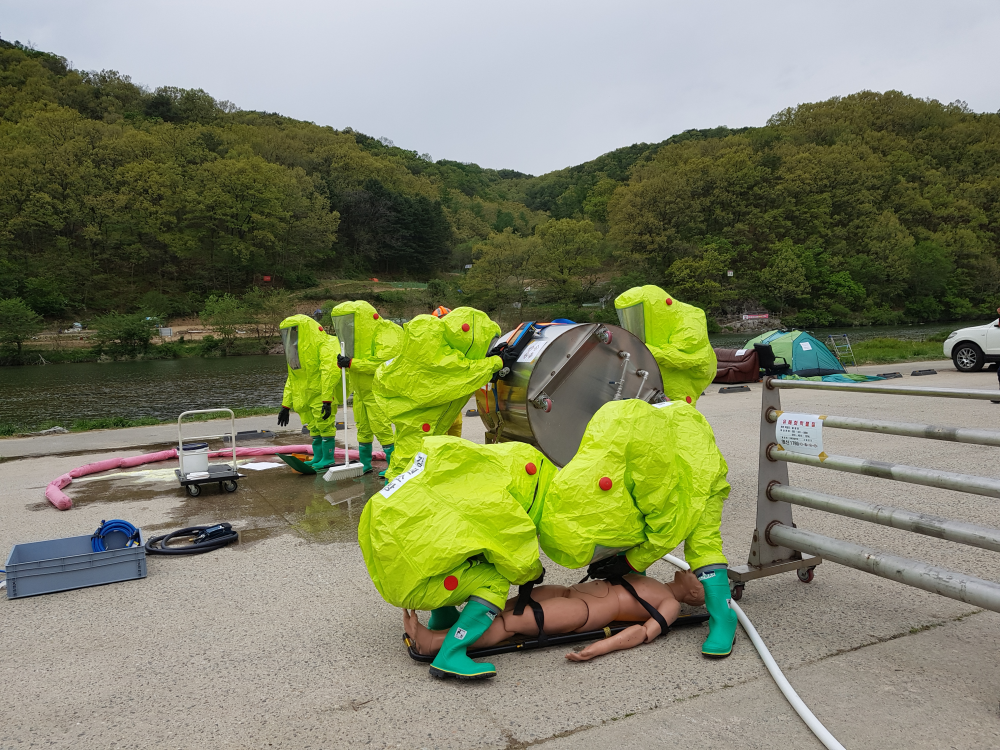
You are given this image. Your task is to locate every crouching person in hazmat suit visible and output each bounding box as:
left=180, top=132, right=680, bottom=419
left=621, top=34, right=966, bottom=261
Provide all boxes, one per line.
left=538, top=398, right=738, bottom=657
left=359, top=436, right=556, bottom=679
left=277, top=315, right=343, bottom=469
left=329, top=301, right=403, bottom=476
left=615, top=285, right=716, bottom=407
left=372, top=307, right=507, bottom=481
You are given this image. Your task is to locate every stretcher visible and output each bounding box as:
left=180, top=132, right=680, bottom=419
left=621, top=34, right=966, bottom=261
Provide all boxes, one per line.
left=404, top=613, right=710, bottom=662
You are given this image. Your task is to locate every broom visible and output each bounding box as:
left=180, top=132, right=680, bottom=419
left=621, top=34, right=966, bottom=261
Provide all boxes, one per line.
left=323, top=339, right=365, bottom=481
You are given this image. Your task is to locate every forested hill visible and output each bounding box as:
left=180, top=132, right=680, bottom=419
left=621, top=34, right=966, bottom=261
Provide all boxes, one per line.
left=2, top=37, right=1000, bottom=329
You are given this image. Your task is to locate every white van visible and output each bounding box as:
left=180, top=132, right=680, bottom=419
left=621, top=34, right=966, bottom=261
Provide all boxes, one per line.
left=943, top=320, right=1000, bottom=371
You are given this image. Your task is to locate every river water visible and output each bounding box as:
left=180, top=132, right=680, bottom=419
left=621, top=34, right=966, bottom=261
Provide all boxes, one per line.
left=0, top=355, right=287, bottom=426
left=0, top=319, right=985, bottom=427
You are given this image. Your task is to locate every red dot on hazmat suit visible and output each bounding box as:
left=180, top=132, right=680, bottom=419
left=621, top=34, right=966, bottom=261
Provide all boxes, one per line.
left=599, top=477, right=613, bottom=491
left=422, top=423, right=430, bottom=432
left=443, top=576, right=458, bottom=590
left=686, top=396, right=692, bottom=403
left=373, top=313, right=379, bottom=320
left=525, top=462, right=537, bottom=475
left=665, top=298, right=672, bottom=305
left=462, top=323, right=470, bottom=332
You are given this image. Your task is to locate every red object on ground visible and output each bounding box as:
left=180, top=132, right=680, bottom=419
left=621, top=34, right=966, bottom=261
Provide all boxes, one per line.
left=44, top=444, right=386, bottom=511
left=599, top=476, right=613, bottom=491
left=525, top=462, right=537, bottom=475
left=422, top=423, right=430, bottom=432
left=444, top=575, right=459, bottom=591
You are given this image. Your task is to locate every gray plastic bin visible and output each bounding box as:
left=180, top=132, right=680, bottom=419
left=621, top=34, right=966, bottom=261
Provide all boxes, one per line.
left=5, top=531, right=147, bottom=599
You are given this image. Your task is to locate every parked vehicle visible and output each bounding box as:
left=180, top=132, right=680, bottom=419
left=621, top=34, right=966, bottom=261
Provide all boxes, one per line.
left=943, top=320, right=1000, bottom=371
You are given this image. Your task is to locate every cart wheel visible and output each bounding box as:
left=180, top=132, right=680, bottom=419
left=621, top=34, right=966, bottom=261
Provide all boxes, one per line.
left=542, top=398, right=553, bottom=413
left=797, top=567, right=815, bottom=583
left=186, top=484, right=201, bottom=497
left=222, top=480, right=238, bottom=493
left=731, top=583, right=744, bottom=601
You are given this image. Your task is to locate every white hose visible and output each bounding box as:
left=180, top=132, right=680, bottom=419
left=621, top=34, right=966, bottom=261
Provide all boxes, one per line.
left=660, top=554, right=846, bottom=750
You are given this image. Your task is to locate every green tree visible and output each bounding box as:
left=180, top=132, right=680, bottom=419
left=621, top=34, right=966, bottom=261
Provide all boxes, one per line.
left=0, top=297, right=45, bottom=353
left=464, top=229, right=539, bottom=325
left=90, top=312, right=157, bottom=358
left=200, top=293, right=249, bottom=350
left=533, top=218, right=603, bottom=303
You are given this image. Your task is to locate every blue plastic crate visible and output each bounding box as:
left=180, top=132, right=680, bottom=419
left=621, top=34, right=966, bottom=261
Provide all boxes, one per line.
left=5, top=531, right=147, bottom=599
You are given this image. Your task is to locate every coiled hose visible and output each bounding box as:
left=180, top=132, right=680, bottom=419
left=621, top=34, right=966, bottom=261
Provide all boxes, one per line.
left=91, top=519, right=141, bottom=552
left=145, top=523, right=239, bottom=555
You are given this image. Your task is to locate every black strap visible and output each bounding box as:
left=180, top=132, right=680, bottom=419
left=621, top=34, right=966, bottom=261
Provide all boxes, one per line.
left=611, top=576, right=670, bottom=636
left=513, top=571, right=546, bottom=645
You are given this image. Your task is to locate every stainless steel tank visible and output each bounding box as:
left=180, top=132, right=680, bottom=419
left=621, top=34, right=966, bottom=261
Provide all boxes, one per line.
left=476, top=323, right=664, bottom=467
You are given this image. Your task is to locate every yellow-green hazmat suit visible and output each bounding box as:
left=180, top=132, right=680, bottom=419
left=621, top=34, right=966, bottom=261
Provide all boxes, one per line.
left=329, top=301, right=403, bottom=446
left=279, top=315, right=342, bottom=437
left=537, top=398, right=730, bottom=572
left=373, top=307, right=503, bottom=480
left=358, top=437, right=556, bottom=611
left=615, top=285, right=716, bottom=406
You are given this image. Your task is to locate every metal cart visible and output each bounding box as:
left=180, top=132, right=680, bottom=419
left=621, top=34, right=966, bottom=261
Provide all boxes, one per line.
left=175, top=408, right=244, bottom=497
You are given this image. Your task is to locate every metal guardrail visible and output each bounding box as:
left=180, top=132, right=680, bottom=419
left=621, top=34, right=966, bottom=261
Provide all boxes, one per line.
left=728, top=377, right=1000, bottom=613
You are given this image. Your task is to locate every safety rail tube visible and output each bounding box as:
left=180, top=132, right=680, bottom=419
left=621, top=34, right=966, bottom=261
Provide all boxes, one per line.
left=766, top=409, right=1000, bottom=448
left=767, top=377, right=1000, bottom=401
left=768, top=524, right=1000, bottom=614
left=768, top=484, right=1000, bottom=554
left=767, top=446, right=1000, bottom=499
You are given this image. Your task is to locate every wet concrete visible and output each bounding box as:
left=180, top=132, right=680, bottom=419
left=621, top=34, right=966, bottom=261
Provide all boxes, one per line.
left=60, top=446, right=387, bottom=545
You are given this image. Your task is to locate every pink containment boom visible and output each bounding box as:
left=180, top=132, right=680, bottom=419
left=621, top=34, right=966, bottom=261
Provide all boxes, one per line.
left=44, top=444, right=384, bottom=510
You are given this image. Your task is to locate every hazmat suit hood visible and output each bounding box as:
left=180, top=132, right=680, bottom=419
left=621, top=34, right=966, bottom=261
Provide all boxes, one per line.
left=614, top=285, right=716, bottom=405
left=441, top=307, right=501, bottom=360
left=279, top=314, right=341, bottom=410
left=328, top=300, right=403, bottom=391
left=538, top=398, right=730, bottom=571
left=358, top=436, right=545, bottom=608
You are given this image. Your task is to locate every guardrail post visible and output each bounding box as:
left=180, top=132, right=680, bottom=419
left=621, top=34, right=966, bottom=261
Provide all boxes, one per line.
left=728, top=378, right=820, bottom=596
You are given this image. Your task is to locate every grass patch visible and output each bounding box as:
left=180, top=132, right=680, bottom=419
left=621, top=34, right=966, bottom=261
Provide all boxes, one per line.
left=848, top=337, right=946, bottom=365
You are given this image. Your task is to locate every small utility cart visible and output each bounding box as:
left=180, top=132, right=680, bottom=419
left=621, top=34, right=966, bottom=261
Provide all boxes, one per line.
left=175, top=408, right=245, bottom=497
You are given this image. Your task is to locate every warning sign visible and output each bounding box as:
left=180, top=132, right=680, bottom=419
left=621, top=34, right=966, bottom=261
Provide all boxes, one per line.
left=776, top=412, right=825, bottom=457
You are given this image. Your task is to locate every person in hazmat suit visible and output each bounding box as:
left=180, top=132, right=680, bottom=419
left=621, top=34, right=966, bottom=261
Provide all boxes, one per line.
left=329, top=301, right=404, bottom=476
left=359, top=436, right=557, bottom=679
left=277, top=315, right=343, bottom=470
left=614, top=285, right=716, bottom=406
left=536, top=398, right=738, bottom=658
left=373, top=307, right=509, bottom=481
left=429, top=305, right=464, bottom=439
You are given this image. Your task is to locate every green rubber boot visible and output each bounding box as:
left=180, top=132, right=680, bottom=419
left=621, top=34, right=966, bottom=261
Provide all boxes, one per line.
left=312, top=437, right=339, bottom=470
left=427, top=606, right=460, bottom=631
left=429, top=600, right=498, bottom=680
left=304, top=436, right=323, bottom=466
left=358, top=442, right=373, bottom=473
left=378, top=443, right=395, bottom=479
left=698, top=568, right=738, bottom=658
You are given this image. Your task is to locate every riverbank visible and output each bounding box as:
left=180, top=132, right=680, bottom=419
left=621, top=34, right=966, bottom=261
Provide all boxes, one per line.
left=0, top=407, right=280, bottom=439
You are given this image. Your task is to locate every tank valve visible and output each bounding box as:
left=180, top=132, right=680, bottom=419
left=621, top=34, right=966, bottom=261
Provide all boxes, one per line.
left=595, top=326, right=612, bottom=345
left=530, top=394, right=553, bottom=412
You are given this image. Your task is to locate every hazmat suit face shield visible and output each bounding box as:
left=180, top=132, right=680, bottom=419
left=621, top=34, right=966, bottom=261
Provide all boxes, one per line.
left=616, top=303, right=646, bottom=343
left=280, top=325, right=301, bottom=370
left=330, top=314, right=355, bottom=358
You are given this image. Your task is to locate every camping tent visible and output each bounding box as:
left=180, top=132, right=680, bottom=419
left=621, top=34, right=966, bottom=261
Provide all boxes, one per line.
left=744, top=330, right=845, bottom=377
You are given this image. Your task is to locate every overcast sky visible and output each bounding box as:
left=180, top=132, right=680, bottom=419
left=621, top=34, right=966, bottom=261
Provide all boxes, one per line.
left=4, top=0, right=1000, bottom=175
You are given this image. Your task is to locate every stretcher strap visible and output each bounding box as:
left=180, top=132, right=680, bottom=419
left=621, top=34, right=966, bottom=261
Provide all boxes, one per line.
left=610, top=576, right=670, bottom=636
left=513, top=571, right=547, bottom=645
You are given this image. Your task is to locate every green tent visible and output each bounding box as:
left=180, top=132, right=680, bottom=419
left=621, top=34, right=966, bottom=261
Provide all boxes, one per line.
left=744, top=330, right=845, bottom=377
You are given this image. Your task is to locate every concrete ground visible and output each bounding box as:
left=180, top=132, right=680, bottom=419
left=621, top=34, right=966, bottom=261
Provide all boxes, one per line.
left=1, top=360, right=999, bottom=749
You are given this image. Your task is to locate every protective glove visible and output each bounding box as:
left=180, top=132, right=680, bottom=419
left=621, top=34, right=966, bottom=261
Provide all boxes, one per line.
left=337, top=354, right=352, bottom=369
left=586, top=554, right=634, bottom=582
left=500, top=346, right=519, bottom=369
left=321, top=401, right=332, bottom=420
left=277, top=406, right=290, bottom=427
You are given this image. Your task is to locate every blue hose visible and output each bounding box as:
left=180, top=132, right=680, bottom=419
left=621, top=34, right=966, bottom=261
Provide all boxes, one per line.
left=91, top=519, right=140, bottom=552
